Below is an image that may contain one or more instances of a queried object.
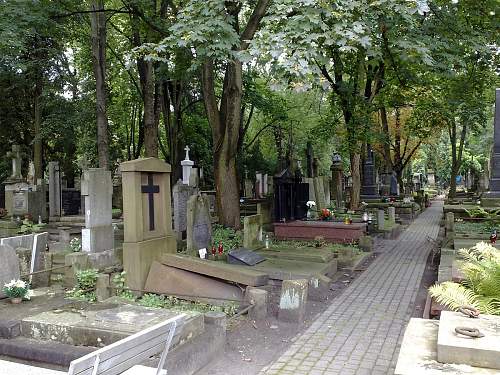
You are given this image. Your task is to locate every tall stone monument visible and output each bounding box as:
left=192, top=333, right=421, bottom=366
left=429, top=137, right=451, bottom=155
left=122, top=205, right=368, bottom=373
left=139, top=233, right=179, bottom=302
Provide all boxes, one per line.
left=120, top=158, right=176, bottom=291
left=331, top=154, right=344, bottom=209
left=361, top=145, right=379, bottom=199
left=81, top=168, right=113, bottom=253
left=482, top=89, right=500, bottom=206
left=48, top=161, right=61, bottom=217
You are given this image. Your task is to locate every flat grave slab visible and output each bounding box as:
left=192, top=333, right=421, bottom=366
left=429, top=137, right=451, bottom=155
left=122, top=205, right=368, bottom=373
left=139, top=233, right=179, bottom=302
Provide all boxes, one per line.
left=160, top=253, right=269, bottom=286
left=252, top=258, right=337, bottom=280
left=21, top=302, right=203, bottom=348
left=274, top=221, right=366, bottom=243
left=438, top=311, right=500, bottom=370
left=395, top=318, right=498, bottom=374
left=454, top=239, right=500, bottom=250
left=227, top=248, right=266, bottom=266
left=256, top=247, right=335, bottom=263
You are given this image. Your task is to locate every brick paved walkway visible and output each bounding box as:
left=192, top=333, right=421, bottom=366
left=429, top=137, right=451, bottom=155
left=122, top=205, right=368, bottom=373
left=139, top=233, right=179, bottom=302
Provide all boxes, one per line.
left=261, top=201, right=443, bottom=375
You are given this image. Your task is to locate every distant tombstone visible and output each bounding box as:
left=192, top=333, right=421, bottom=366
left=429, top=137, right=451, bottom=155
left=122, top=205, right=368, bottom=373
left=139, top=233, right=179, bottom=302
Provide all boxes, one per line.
left=390, top=172, right=399, bottom=196
left=48, top=161, right=61, bottom=217
left=313, top=177, right=326, bottom=209
left=12, top=192, right=28, bottom=216
left=274, top=168, right=308, bottom=222
left=9, top=145, right=22, bottom=180
left=305, top=177, right=316, bottom=202
left=81, top=168, right=113, bottom=253
left=172, top=180, right=197, bottom=239
left=186, top=194, right=212, bottom=255
left=120, top=158, right=176, bottom=291
left=377, top=209, right=385, bottom=231
left=427, top=170, right=436, bottom=187
left=322, top=176, right=331, bottom=206
left=0, top=244, right=20, bottom=299
left=331, top=157, right=344, bottom=209
left=361, top=145, right=379, bottom=198
left=243, top=214, right=263, bottom=249
left=244, top=178, right=253, bottom=198
left=189, top=167, right=199, bottom=188
left=181, top=146, right=194, bottom=185
left=267, top=177, right=274, bottom=196
left=255, top=173, right=263, bottom=198
left=262, top=174, right=268, bottom=195
left=61, top=188, right=81, bottom=215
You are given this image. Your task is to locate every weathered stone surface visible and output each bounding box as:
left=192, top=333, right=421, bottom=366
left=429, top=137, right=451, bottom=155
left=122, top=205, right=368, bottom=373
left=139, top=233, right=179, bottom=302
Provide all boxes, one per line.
left=160, top=253, right=268, bottom=286
left=64, top=252, right=89, bottom=288
left=388, top=206, right=396, bottom=224
left=246, top=288, right=268, bottom=321
left=120, top=157, right=176, bottom=291
left=172, top=180, right=197, bottom=238
left=21, top=304, right=202, bottom=349
left=445, top=212, right=455, bottom=236
left=395, top=318, right=499, bottom=375
left=256, top=201, right=273, bottom=226
left=438, top=311, right=500, bottom=370
left=377, top=209, right=385, bottom=231
left=257, top=247, right=335, bottom=263
left=31, top=232, right=48, bottom=286
left=186, top=194, right=212, bottom=255
left=95, top=273, right=111, bottom=302
left=278, top=279, right=308, bottom=323
left=145, top=261, right=243, bottom=301
left=0, top=244, right=20, bottom=298
left=0, top=319, right=21, bottom=338
left=48, top=161, right=61, bottom=217
left=243, top=214, right=263, bottom=249
left=308, top=274, right=331, bottom=302
left=0, top=234, right=34, bottom=251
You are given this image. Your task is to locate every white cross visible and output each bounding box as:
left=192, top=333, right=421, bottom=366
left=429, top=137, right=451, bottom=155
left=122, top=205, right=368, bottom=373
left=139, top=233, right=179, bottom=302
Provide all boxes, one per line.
left=184, top=146, right=191, bottom=161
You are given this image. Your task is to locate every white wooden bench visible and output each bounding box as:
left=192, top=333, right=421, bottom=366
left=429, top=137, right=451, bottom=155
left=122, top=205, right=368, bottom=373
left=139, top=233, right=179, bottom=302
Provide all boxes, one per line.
left=0, top=314, right=185, bottom=375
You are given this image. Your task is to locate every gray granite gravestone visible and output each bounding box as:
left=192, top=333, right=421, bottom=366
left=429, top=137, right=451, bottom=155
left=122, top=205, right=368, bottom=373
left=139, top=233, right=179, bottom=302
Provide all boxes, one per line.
left=0, top=244, right=20, bottom=298
left=172, top=180, right=197, bottom=239
left=186, top=194, right=212, bottom=255
left=81, top=168, right=114, bottom=253
left=361, top=145, right=379, bottom=198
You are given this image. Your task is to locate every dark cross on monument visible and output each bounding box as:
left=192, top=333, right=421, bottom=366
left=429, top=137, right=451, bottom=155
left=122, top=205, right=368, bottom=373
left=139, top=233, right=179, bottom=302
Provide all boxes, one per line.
left=141, top=173, right=159, bottom=231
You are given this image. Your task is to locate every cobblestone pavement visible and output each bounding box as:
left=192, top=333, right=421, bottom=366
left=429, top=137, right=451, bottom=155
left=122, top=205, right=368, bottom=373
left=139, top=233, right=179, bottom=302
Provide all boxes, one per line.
left=261, top=201, right=443, bottom=375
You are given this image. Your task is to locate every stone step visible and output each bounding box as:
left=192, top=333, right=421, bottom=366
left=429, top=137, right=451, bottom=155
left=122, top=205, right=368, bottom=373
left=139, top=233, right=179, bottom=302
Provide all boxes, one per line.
left=160, top=253, right=269, bottom=286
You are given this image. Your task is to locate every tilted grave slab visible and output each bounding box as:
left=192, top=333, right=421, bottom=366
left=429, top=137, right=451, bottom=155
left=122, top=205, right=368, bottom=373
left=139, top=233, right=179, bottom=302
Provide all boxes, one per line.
left=160, top=253, right=269, bottom=286
left=256, top=247, right=336, bottom=263
left=227, top=248, right=266, bottom=266
left=252, top=257, right=337, bottom=281
left=438, top=311, right=500, bottom=370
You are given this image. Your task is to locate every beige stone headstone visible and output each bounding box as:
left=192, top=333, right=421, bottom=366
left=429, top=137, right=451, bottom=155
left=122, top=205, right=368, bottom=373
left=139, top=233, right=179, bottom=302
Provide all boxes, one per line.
left=120, top=158, right=176, bottom=292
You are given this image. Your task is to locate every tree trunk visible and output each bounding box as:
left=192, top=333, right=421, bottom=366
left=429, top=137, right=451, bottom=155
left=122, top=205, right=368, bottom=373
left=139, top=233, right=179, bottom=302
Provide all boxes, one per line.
left=201, top=60, right=242, bottom=229
left=350, top=153, right=361, bottom=209
left=380, top=107, right=393, bottom=171
left=33, top=79, right=43, bottom=181
left=90, top=0, right=109, bottom=170
left=448, top=121, right=467, bottom=199
left=139, top=60, right=157, bottom=157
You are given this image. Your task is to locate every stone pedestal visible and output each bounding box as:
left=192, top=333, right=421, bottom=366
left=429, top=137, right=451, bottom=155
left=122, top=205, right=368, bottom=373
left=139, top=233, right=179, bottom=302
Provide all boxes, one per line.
left=388, top=206, right=396, bottom=224
left=120, top=158, right=176, bottom=291
left=278, top=279, right=308, bottom=323
left=81, top=168, right=113, bottom=253
left=181, top=146, right=194, bottom=185
left=377, top=209, right=385, bottom=231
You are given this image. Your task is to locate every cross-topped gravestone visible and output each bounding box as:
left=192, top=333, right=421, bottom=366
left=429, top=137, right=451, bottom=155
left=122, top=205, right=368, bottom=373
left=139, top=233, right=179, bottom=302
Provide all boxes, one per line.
left=482, top=89, right=500, bottom=206
left=181, top=146, right=194, bottom=185
left=10, top=145, right=22, bottom=180
left=120, top=158, right=176, bottom=291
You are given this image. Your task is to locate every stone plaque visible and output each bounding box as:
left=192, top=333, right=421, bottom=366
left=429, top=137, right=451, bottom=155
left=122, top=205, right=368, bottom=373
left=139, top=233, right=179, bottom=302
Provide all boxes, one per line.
left=13, top=192, right=27, bottom=215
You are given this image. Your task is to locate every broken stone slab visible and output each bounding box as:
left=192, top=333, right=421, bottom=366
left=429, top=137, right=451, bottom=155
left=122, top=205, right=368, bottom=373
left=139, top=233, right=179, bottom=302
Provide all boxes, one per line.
left=278, top=279, right=308, bottom=323
left=160, top=253, right=269, bottom=286
left=437, top=311, right=500, bottom=370
left=308, top=274, right=331, bottom=302
left=395, top=318, right=498, bottom=375
left=145, top=261, right=243, bottom=302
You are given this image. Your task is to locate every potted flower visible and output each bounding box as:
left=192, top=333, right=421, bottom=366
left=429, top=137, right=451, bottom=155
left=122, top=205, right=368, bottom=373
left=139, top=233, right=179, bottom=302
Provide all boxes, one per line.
left=306, top=201, right=316, bottom=219
left=3, top=279, right=32, bottom=304
left=319, top=208, right=333, bottom=221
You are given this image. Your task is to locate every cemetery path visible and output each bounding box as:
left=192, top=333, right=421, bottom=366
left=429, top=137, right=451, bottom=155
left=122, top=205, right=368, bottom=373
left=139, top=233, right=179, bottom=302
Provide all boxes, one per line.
left=260, top=201, right=443, bottom=375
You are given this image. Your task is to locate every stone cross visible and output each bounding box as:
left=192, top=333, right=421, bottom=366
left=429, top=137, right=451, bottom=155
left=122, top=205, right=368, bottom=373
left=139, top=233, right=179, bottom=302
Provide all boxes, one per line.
left=181, top=146, right=194, bottom=185
left=141, top=173, right=160, bottom=231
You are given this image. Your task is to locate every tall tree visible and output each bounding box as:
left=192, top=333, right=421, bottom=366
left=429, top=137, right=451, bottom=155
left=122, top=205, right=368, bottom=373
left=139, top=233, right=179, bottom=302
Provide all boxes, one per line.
left=90, top=0, right=110, bottom=169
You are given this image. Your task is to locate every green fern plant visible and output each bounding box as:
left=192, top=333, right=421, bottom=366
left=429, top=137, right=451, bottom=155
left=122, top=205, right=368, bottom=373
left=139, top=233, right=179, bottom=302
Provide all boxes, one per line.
left=429, top=242, right=500, bottom=315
